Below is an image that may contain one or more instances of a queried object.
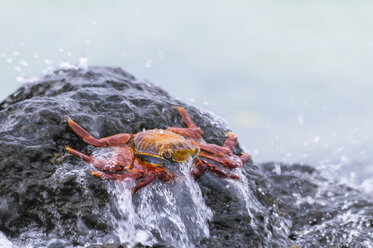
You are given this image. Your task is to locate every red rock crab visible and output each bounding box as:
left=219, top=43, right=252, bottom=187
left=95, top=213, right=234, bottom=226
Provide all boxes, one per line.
left=65, top=107, right=250, bottom=194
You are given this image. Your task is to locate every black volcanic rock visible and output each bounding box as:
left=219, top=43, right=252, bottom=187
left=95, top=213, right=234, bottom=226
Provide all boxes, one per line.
left=261, top=162, right=373, bottom=247
left=0, top=67, right=292, bottom=247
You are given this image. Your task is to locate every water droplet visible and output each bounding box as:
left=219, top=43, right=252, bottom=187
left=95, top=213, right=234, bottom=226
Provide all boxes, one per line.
left=78, top=57, right=88, bottom=69
left=19, top=60, right=28, bottom=67
left=145, top=59, right=153, bottom=68
left=274, top=163, right=281, bottom=175
left=16, top=76, right=24, bottom=82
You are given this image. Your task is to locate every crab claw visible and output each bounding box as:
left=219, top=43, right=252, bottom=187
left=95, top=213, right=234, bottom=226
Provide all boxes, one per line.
left=65, top=146, right=125, bottom=172
left=65, top=146, right=93, bottom=163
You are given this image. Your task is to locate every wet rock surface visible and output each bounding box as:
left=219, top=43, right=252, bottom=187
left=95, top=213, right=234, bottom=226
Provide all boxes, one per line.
left=1, top=67, right=371, bottom=248
left=0, top=67, right=291, bottom=247
left=261, top=163, right=373, bottom=247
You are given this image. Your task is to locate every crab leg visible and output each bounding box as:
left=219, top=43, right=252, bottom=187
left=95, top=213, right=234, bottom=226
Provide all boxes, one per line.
left=199, top=151, right=242, bottom=168
left=167, top=107, right=203, bottom=139
left=195, top=159, right=240, bottom=180
left=67, top=117, right=132, bottom=147
left=132, top=173, right=156, bottom=194
left=223, top=132, right=251, bottom=162
left=92, top=171, right=143, bottom=180
left=239, top=153, right=250, bottom=163
left=191, top=135, right=250, bottom=167
left=65, top=146, right=134, bottom=172
left=189, top=139, right=230, bottom=156
left=166, top=127, right=203, bottom=139
left=173, top=106, right=198, bottom=129
left=199, top=151, right=250, bottom=168
left=65, top=146, right=121, bottom=171
left=149, top=165, right=175, bottom=182
left=223, top=132, right=238, bottom=151
left=191, top=159, right=207, bottom=178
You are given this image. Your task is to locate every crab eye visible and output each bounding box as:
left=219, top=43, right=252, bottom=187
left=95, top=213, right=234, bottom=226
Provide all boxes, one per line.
left=162, top=149, right=173, bottom=159
left=194, top=147, right=200, bottom=155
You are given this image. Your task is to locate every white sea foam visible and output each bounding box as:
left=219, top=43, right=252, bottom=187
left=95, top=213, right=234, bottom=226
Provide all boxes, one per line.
left=0, top=232, right=13, bottom=248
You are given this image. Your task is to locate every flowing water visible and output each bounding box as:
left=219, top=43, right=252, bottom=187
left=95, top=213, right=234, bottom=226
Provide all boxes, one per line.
left=108, top=160, right=212, bottom=248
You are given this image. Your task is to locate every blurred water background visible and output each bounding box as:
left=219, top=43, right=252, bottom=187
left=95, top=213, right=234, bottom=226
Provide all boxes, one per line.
left=1, top=1, right=373, bottom=193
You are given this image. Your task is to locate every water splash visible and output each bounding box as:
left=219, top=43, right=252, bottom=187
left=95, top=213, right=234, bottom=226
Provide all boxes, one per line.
left=231, top=169, right=276, bottom=241
left=78, top=57, right=88, bottom=70
left=111, top=160, right=212, bottom=248
left=0, top=232, right=14, bottom=248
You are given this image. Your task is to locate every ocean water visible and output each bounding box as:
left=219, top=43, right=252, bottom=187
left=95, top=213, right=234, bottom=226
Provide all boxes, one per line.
left=1, top=1, right=372, bottom=198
